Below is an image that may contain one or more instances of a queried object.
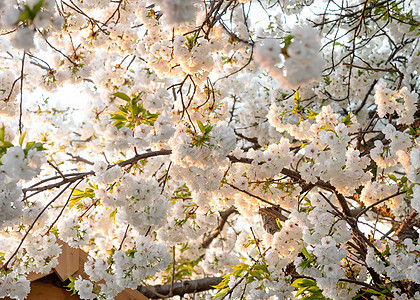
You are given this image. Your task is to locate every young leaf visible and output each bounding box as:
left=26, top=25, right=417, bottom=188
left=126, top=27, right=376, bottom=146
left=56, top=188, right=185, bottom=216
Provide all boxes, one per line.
left=109, top=208, right=118, bottom=220
left=113, top=92, right=131, bottom=102
left=197, top=120, right=205, bottom=133
left=364, top=289, right=384, bottom=295
left=32, top=0, right=45, bottom=15
left=302, top=247, right=311, bottom=259
left=295, top=286, right=311, bottom=297
left=19, top=131, right=27, bottom=146
left=0, top=126, right=4, bottom=142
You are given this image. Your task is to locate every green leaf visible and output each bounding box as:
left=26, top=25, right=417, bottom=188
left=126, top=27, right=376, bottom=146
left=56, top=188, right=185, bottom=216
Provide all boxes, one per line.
left=145, top=113, right=158, bottom=125
left=18, top=8, right=32, bottom=22
left=65, top=276, right=77, bottom=295
left=307, top=286, right=322, bottom=293
left=112, top=121, right=124, bottom=129
left=204, top=124, right=213, bottom=134
left=283, top=34, right=294, bottom=49
left=248, top=270, right=264, bottom=280
left=212, top=278, right=229, bottom=290
left=49, top=227, right=59, bottom=237
left=0, top=126, right=4, bottom=141
left=407, top=125, right=416, bottom=136
left=302, top=247, right=311, bottom=259
left=381, top=244, right=390, bottom=257
left=1, top=141, right=14, bottom=148
left=365, top=289, right=383, bottom=295
left=25, top=141, right=35, bottom=149
left=109, top=208, right=118, bottom=220
left=113, top=92, right=131, bottom=102
left=32, top=0, right=44, bottom=15
left=254, top=262, right=269, bottom=274
left=197, top=120, right=205, bottom=133
left=69, top=188, right=96, bottom=209
left=298, top=260, right=312, bottom=270
left=295, top=90, right=300, bottom=101
left=24, top=142, right=44, bottom=153
left=132, top=101, right=140, bottom=115
left=292, top=278, right=317, bottom=288
left=388, top=174, right=397, bottom=182
left=307, top=108, right=318, bottom=119
left=214, top=286, right=229, bottom=298
left=296, top=286, right=311, bottom=297
left=342, top=113, right=352, bottom=125
left=111, top=113, right=127, bottom=121
left=276, top=218, right=283, bottom=230
left=19, top=131, right=26, bottom=146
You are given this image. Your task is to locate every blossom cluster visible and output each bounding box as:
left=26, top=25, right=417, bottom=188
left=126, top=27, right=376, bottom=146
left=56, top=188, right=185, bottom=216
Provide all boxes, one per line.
left=375, top=82, right=418, bottom=125
left=1, top=145, right=45, bottom=229
left=74, top=236, right=171, bottom=299
left=254, top=25, right=323, bottom=89
left=366, top=240, right=420, bottom=285
left=169, top=122, right=236, bottom=170
left=0, top=0, right=64, bottom=50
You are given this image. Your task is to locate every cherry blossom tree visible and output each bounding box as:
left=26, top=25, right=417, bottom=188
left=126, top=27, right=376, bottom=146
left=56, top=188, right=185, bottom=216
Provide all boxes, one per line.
left=0, top=0, right=419, bottom=299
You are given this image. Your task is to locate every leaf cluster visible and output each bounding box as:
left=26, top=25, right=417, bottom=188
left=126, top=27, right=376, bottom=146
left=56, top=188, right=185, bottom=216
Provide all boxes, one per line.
left=17, top=0, right=44, bottom=24
left=189, top=120, right=213, bottom=148
left=0, top=128, right=44, bottom=162
left=292, top=278, right=326, bottom=299
left=110, top=92, right=159, bottom=129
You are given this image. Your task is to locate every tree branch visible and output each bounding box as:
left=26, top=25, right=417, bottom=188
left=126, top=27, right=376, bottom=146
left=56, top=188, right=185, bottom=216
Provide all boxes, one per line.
left=393, top=210, right=418, bottom=238
left=201, top=206, right=238, bottom=249
left=138, top=277, right=223, bottom=299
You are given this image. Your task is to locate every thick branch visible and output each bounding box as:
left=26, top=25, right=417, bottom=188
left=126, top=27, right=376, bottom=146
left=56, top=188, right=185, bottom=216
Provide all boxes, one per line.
left=117, top=149, right=172, bottom=168
left=228, top=183, right=291, bottom=213
left=138, top=277, right=223, bottom=299
left=394, top=210, right=418, bottom=237
left=201, top=206, right=238, bottom=249
left=23, top=149, right=173, bottom=193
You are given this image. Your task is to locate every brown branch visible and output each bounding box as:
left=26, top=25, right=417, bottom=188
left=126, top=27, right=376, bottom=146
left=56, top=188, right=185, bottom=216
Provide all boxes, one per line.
left=118, top=224, right=130, bottom=251
left=227, top=183, right=291, bottom=213
left=2, top=76, right=21, bottom=102
left=23, top=149, right=173, bottom=193
left=116, top=149, right=172, bottom=168
left=343, top=63, right=397, bottom=73
left=23, top=172, right=92, bottom=193
left=393, top=210, right=418, bottom=237
left=43, top=178, right=84, bottom=235
left=138, top=277, right=223, bottom=299
left=47, top=160, right=65, bottom=179
left=19, top=51, right=25, bottom=134
left=233, top=129, right=260, bottom=146
left=37, top=29, right=79, bottom=66
left=201, top=206, right=238, bottom=249
left=291, top=274, right=388, bottom=295
left=355, top=190, right=406, bottom=220
left=104, top=0, right=123, bottom=25
left=228, top=155, right=352, bottom=215
left=66, top=152, right=94, bottom=165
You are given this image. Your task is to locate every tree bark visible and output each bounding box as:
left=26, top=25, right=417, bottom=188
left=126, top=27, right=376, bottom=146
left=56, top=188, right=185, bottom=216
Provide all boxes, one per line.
left=138, top=277, right=223, bottom=299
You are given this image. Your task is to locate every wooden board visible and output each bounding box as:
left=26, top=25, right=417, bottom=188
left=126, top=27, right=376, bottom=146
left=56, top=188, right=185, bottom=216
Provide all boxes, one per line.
left=54, top=240, right=79, bottom=282
left=3, top=280, right=78, bottom=300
